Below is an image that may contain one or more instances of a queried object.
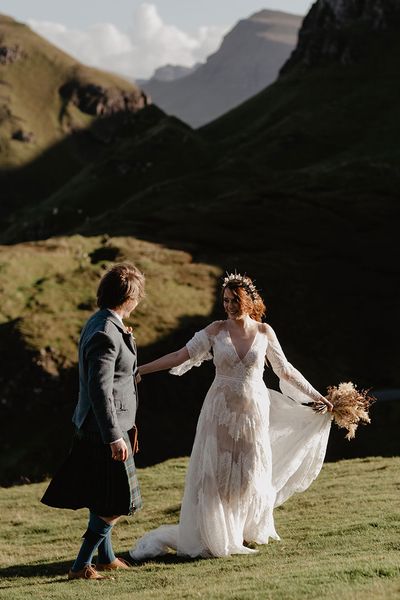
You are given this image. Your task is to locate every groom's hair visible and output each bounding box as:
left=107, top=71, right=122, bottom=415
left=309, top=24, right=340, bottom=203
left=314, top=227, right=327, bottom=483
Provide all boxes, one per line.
left=97, top=263, right=145, bottom=309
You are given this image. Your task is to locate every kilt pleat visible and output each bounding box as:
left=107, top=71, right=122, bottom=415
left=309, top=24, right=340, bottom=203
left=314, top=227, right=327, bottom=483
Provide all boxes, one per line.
left=41, top=429, right=142, bottom=516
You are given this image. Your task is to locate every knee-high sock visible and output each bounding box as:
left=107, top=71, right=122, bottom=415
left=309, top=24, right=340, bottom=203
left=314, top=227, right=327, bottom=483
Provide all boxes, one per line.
left=71, top=512, right=113, bottom=572
left=97, top=529, right=116, bottom=564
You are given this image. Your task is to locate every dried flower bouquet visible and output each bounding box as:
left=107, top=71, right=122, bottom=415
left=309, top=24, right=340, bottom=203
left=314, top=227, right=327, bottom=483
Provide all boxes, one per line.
left=316, top=381, right=375, bottom=440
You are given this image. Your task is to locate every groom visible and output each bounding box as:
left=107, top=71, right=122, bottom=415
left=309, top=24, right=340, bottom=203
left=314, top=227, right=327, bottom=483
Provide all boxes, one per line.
left=41, top=263, right=145, bottom=580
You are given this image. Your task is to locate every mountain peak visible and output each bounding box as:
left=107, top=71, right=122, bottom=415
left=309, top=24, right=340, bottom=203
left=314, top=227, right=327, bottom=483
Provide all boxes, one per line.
left=249, top=9, right=302, bottom=22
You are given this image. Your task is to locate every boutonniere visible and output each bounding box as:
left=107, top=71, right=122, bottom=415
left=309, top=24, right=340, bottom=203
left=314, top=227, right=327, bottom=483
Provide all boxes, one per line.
left=125, top=326, right=135, bottom=339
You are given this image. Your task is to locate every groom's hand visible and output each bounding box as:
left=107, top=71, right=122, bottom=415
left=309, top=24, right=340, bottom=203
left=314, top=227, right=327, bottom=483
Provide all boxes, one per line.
left=110, top=439, right=129, bottom=461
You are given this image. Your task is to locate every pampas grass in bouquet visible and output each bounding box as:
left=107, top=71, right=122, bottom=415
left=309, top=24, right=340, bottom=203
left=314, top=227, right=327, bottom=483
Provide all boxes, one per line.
left=325, top=382, right=375, bottom=440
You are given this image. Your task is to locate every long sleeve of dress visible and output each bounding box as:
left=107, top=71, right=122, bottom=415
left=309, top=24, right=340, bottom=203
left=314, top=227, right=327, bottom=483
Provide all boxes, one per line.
left=170, top=329, right=213, bottom=376
left=265, top=325, right=325, bottom=404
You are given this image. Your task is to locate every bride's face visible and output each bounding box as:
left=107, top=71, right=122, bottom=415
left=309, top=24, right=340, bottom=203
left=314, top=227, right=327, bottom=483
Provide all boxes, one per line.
left=223, top=288, right=245, bottom=320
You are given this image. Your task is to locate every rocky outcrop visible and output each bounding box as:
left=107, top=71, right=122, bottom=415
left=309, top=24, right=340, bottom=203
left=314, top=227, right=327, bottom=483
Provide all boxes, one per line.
left=282, top=0, right=400, bottom=72
left=11, top=129, right=34, bottom=142
left=0, top=44, right=24, bottom=65
left=59, top=80, right=150, bottom=117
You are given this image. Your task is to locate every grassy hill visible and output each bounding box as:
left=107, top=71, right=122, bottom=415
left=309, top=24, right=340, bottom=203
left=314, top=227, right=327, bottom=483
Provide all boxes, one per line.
left=0, top=3, right=399, bottom=483
left=0, top=14, right=146, bottom=167
left=0, top=13, right=160, bottom=224
left=0, top=456, right=399, bottom=599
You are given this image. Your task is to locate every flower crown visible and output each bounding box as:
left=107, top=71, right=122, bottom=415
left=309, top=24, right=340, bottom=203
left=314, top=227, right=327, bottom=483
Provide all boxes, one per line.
left=222, top=272, right=258, bottom=300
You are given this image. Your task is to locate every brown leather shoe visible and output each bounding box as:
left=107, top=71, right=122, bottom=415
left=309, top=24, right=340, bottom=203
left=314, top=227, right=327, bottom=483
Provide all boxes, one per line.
left=96, top=557, right=131, bottom=571
left=68, top=564, right=107, bottom=580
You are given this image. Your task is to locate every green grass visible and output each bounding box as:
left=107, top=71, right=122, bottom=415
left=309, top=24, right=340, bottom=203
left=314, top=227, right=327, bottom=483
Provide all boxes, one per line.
left=0, top=456, right=399, bottom=599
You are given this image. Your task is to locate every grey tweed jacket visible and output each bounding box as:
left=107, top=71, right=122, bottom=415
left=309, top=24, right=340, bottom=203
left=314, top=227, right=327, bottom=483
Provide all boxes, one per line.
left=72, top=309, right=138, bottom=444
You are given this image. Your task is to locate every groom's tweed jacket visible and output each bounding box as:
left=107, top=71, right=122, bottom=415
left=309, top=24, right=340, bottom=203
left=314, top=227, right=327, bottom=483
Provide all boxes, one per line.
left=73, top=309, right=138, bottom=444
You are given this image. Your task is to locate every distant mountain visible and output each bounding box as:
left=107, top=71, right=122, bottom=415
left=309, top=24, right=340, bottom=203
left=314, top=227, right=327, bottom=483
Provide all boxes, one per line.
left=140, top=63, right=201, bottom=84
left=141, top=10, right=302, bottom=127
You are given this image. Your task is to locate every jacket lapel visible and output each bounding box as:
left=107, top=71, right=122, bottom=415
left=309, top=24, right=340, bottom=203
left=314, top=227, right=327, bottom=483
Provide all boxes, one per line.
left=104, top=309, right=136, bottom=356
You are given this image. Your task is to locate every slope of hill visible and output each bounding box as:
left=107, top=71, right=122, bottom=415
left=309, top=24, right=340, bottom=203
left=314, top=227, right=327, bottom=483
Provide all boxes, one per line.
left=0, top=14, right=147, bottom=167
left=141, top=10, right=301, bottom=127
left=0, top=14, right=158, bottom=223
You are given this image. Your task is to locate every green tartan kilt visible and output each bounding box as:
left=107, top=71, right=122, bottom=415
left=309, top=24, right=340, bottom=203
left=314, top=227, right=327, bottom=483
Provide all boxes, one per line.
left=123, top=435, right=143, bottom=514
left=41, top=429, right=142, bottom=516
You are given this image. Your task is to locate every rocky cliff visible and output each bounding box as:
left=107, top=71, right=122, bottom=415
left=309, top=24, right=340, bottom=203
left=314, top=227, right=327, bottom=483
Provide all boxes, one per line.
left=282, top=0, right=400, bottom=72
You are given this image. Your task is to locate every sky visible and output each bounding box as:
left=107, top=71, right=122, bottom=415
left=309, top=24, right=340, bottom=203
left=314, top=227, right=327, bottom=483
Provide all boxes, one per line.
left=1, top=0, right=314, bottom=79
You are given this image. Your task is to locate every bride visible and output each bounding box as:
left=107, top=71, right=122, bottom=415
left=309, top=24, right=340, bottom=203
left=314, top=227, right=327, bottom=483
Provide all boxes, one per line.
left=130, top=273, right=333, bottom=559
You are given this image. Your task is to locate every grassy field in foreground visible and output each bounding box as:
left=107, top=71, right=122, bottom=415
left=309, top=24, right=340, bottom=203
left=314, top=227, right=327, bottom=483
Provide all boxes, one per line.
left=0, top=456, right=399, bottom=600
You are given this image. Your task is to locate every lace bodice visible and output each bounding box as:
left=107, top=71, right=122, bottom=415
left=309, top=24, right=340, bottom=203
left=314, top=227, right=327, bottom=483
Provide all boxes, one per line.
left=212, top=328, right=264, bottom=382
left=172, top=324, right=324, bottom=404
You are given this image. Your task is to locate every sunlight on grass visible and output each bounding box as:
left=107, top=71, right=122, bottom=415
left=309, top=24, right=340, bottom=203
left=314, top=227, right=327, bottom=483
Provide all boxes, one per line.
left=0, top=457, right=399, bottom=599
left=0, top=235, right=221, bottom=368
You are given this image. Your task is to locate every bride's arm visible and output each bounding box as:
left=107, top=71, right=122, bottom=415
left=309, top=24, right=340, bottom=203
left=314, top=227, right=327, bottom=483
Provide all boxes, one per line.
left=264, top=324, right=333, bottom=411
left=138, top=347, right=190, bottom=376
left=139, top=321, right=220, bottom=378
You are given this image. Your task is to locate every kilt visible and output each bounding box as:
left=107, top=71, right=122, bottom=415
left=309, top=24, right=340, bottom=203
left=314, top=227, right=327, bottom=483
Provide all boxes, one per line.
left=41, top=429, right=142, bottom=516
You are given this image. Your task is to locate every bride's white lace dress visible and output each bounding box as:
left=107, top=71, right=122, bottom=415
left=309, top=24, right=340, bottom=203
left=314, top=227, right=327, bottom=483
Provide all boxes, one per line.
left=130, top=323, right=332, bottom=559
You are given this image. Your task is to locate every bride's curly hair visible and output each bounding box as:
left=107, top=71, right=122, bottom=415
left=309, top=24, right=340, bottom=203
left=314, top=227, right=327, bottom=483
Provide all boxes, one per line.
left=222, top=276, right=266, bottom=322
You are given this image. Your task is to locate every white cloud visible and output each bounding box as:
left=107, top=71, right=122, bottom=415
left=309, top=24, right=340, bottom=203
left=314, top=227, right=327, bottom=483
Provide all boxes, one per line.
left=28, top=2, right=228, bottom=80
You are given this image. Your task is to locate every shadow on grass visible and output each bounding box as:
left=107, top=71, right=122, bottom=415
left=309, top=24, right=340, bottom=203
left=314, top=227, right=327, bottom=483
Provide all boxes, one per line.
left=0, top=552, right=203, bottom=585
left=0, top=559, right=71, bottom=582
left=128, top=553, right=205, bottom=566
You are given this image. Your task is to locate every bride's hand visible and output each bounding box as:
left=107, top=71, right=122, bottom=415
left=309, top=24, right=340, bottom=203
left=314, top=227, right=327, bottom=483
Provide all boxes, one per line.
left=312, top=397, right=333, bottom=413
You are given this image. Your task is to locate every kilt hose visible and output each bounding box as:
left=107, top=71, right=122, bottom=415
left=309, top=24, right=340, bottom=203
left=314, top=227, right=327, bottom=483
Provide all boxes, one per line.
left=41, top=428, right=142, bottom=516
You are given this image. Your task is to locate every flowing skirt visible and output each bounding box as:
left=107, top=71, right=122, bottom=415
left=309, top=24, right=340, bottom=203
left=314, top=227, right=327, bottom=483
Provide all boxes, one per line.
left=130, top=380, right=331, bottom=559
